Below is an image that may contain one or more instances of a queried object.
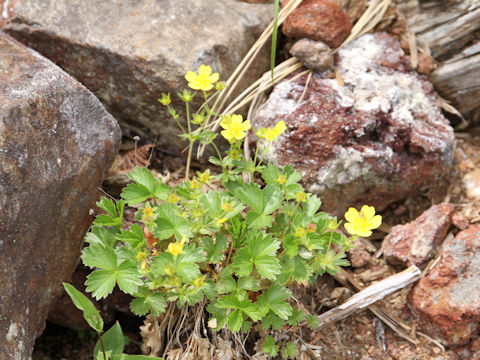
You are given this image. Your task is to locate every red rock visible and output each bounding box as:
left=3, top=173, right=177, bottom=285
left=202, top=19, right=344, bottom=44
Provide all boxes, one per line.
left=282, top=0, right=352, bottom=48
left=452, top=213, right=469, bottom=230
left=348, top=239, right=371, bottom=268
left=252, top=33, right=454, bottom=216
left=408, top=224, right=480, bottom=345
left=382, top=204, right=454, bottom=267
left=0, top=33, right=120, bottom=359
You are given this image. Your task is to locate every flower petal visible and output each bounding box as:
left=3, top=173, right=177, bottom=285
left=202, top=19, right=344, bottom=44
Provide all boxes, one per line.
left=344, top=208, right=360, bottom=223
left=361, top=205, right=375, bottom=219
left=198, top=65, right=212, bottom=77
left=208, top=72, right=219, bottom=84
left=368, top=215, right=382, bottom=229
left=274, top=121, right=286, bottom=136
left=241, top=120, right=251, bottom=131
left=185, top=71, right=197, bottom=83
left=344, top=222, right=357, bottom=236
left=221, top=129, right=233, bottom=141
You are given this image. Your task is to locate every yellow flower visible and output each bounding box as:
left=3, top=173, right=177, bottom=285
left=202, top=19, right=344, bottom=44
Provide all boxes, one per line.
left=295, top=227, right=306, bottom=238
left=185, top=65, right=219, bottom=91
left=296, top=191, right=307, bottom=203
left=168, top=237, right=187, bottom=256
left=216, top=217, right=228, bottom=224
left=190, top=178, right=200, bottom=189
left=220, top=114, right=251, bottom=141
left=193, top=275, right=206, bottom=288
left=198, top=170, right=211, bottom=183
left=257, top=121, right=286, bottom=141
left=344, top=205, right=382, bottom=237
left=277, top=174, right=287, bottom=185
left=168, top=193, right=180, bottom=203
left=221, top=202, right=233, bottom=212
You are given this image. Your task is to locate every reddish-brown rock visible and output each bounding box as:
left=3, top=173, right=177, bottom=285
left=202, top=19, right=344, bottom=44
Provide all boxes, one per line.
left=0, top=33, right=120, bottom=359
left=382, top=204, right=454, bottom=267
left=348, top=239, right=371, bottom=268
left=408, top=224, right=480, bottom=345
left=253, top=33, right=454, bottom=216
left=282, top=0, right=352, bottom=48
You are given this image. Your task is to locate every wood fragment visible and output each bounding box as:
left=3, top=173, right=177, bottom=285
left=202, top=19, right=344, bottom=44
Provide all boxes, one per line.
left=317, top=266, right=421, bottom=326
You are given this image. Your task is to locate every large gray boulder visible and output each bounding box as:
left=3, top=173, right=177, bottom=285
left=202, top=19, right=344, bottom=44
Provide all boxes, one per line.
left=0, top=32, right=120, bottom=359
left=2, top=0, right=273, bottom=153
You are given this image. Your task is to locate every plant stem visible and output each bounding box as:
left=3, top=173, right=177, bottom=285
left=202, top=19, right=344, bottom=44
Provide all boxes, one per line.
left=185, top=101, right=193, bottom=179
left=97, top=331, right=107, bottom=360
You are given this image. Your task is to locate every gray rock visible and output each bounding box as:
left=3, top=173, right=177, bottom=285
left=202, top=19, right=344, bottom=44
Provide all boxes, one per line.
left=2, top=0, right=273, bottom=153
left=253, top=33, right=454, bottom=215
left=290, top=38, right=333, bottom=72
left=0, top=32, right=120, bottom=359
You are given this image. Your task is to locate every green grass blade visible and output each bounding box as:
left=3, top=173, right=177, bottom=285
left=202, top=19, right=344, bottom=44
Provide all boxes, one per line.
left=271, top=0, right=280, bottom=82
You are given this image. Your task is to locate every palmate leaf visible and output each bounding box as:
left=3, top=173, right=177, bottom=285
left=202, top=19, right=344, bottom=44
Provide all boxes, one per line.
left=256, top=284, right=292, bottom=320
left=233, top=233, right=281, bottom=280
left=128, top=166, right=156, bottom=192
left=82, top=243, right=117, bottom=270
left=121, top=184, right=152, bottom=205
left=122, top=167, right=170, bottom=205
left=130, top=290, right=167, bottom=316
left=226, top=309, right=244, bottom=332
left=262, top=336, right=279, bottom=357
left=85, top=269, right=117, bottom=300
left=154, top=204, right=192, bottom=240
left=203, top=233, right=229, bottom=263
left=216, top=295, right=264, bottom=321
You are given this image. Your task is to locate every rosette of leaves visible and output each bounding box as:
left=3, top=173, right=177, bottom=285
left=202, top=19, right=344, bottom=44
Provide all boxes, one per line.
left=81, top=162, right=352, bottom=355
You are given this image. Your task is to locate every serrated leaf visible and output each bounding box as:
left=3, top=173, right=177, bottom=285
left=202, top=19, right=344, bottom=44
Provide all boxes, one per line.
left=262, top=336, right=279, bottom=356
left=217, top=275, right=236, bottom=294
left=203, top=234, right=229, bottom=263
left=262, top=185, right=283, bottom=215
left=304, top=195, right=321, bottom=217
left=226, top=309, right=244, bottom=332
left=206, top=303, right=227, bottom=330
left=176, top=262, right=200, bottom=282
left=121, top=183, right=152, bottom=205
left=231, top=181, right=263, bottom=213
left=245, top=212, right=273, bottom=228
left=97, top=198, right=117, bottom=217
left=150, top=252, right=175, bottom=276
left=154, top=207, right=192, bottom=240
left=260, top=163, right=280, bottom=185
left=86, top=269, right=117, bottom=300
left=94, top=214, right=123, bottom=227
left=63, top=283, right=103, bottom=332
left=256, top=285, right=292, bottom=320
left=237, top=277, right=259, bottom=291
left=82, top=243, right=117, bottom=270
left=216, top=295, right=263, bottom=321
left=116, top=224, right=144, bottom=247
left=85, top=227, right=117, bottom=247
left=261, top=311, right=284, bottom=330
left=94, top=322, right=124, bottom=358
left=307, top=314, right=320, bottom=328
left=128, top=167, right=155, bottom=192
left=116, top=260, right=143, bottom=295
left=130, top=292, right=167, bottom=316
left=177, top=245, right=206, bottom=263
left=281, top=342, right=298, bottom=359
left=287, top=308, right=306, bottom=326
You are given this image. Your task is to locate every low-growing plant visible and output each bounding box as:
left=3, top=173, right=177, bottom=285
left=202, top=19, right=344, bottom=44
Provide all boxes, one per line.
left=67, top=65, right=382, bottom=358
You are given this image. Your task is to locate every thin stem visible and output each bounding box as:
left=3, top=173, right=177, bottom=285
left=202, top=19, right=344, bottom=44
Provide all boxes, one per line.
left=211, top=142, right=224, bottom=164
left=225, top=242, right=234, bottom=266
left=252, top=141, right=261, bottom=169
left=257, top=141, right=271, bottom=167
left=97, top=331, right=107, bottom=360
left=185, top=101, right=192, bottom=179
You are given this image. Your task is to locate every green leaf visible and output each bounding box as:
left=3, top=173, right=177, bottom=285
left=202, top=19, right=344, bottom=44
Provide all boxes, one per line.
left=207, top=303, right=227, bottom=331
left=154, top=205, right=192, bottom=240
left=85, top=227, right=117, bottom=247
left=230, top=181, right=263, bottom=213
left=113, top=355, right=164, bottom=360
left=287, top=308, right=306, bottom=326
left=261, top=312, right=284, bottom=331
left=63, top=283, right=103, bottom=332
left=245, top=212, right=273, bottom=229
left=281, top=342, right=298, bottom=359
left=256, top=285, right=292, bottom=320
left=150, top=252, right=175, bottom=276
left=233, top=233, right=281, bottom=280
left=203, top=234, right=229, bottom=263
left=94, top=214, right=123, bottom=227
left=306, top=314, right=320, bottom=328
left=97, top=198, right=117, bottom=217
left=262, top=185, right=283, bottom=215
left=130, top=291, right=167, bottom=316
left=96, top=350, right=112, bottom=360
left=217, top=275, right=236, bottom=294
left=116, top=260, right=143, bottom=295
left=94, top=322, right=124, bottom=358
left=82, top=243, right=117, bottom=270
left=226, top=309, right=244, bottom=332
left=121, top=183, right=152, bottom=205
left=262, top=336, right=279, bottom=357
left=237, top=277, right=259, bottom=292
left=85, top=269, right=117, bottom=300
left=116, top=224, right=144, bottom=247
left=176, top=262, right=200, bottom=282
left=216, top=295, right=263, bottom=321
left=128, top=167, right=155, bottom=192
left=304, top=195, right=321, bottom=217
